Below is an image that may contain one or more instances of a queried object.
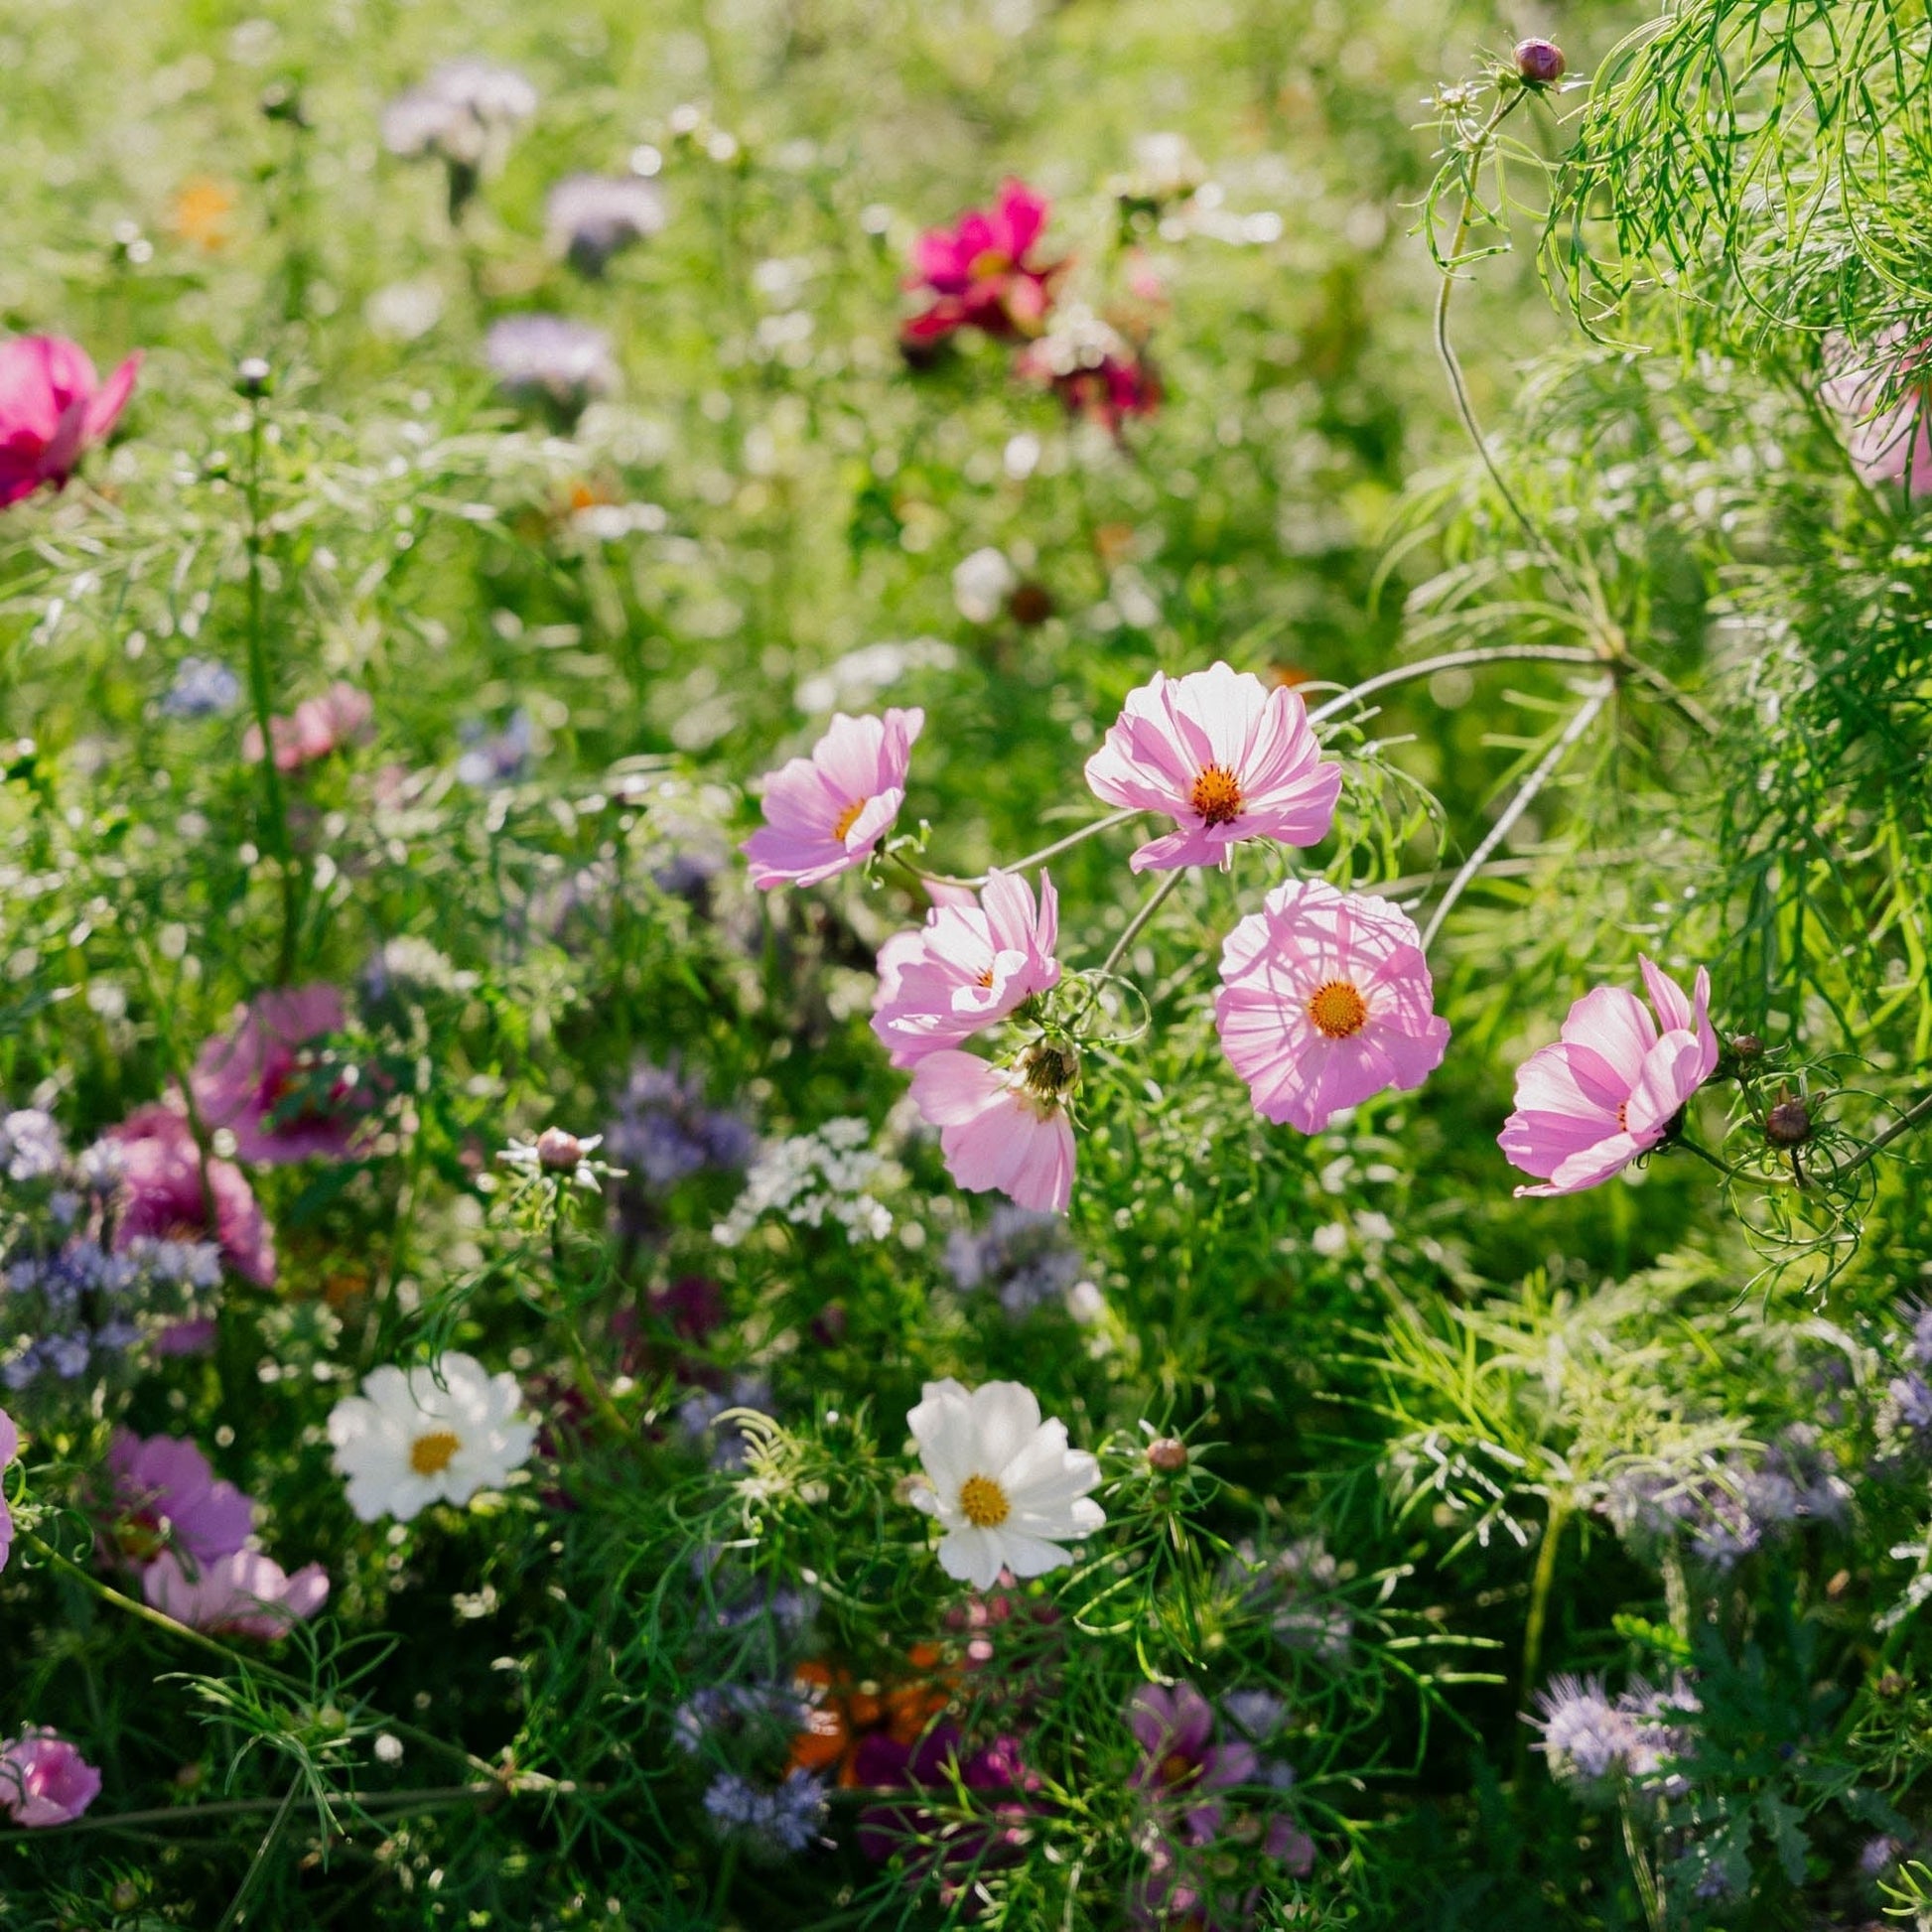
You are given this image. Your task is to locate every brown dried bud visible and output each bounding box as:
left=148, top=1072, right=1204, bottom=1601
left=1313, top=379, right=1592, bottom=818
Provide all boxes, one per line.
left=1764, top=1096, right=1813, bottom=1148
left=1009, top=582, right=1055, bottom=627
left=1514, top=38, right=1566, bottom=84
left=535, top=1126, right=586, bottom=1171
left=1146, top=1437, right=1189, bottom=1474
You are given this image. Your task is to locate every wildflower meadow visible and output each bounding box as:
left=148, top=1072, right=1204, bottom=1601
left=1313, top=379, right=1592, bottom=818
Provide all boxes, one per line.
left=7, top=0, right=1932, bottom=1925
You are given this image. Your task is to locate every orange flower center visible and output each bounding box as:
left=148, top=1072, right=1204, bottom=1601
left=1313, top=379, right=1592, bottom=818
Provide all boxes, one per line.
left=1159, top=1750, right=1199, bottom=1788
left=968, top=248, right=1013, bottom=281
left=831, top=798, right=868, bottom=844
left=1189, top=763, right=1244, bottom=827
left=1307, top=980, right=1369, bottom=1039
left=958, top=1474, right=1010, bottom=1528
left=975, top=968, right=997, bottom=988
left=410, top=1430, right=462, bottom=1476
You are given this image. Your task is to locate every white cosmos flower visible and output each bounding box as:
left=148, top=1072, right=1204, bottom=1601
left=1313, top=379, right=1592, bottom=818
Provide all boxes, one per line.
left=906, top=1378, right=1105, bottom=1590
left=328, top=1353, right=535, bottom=1524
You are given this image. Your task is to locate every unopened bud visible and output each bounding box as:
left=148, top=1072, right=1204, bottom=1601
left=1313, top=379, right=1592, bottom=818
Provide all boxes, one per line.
left=235, top=356, right=272, bottom=398
left=1514, top=38, right=1566, bottom=84
left=1146, top=1437, right=1189, bottom=1474
left=535, top=1126, right=585, bottom=1172
left=1726, top=1033, right=1765, bottom=1063
left=1765, top=1096, right=1813, bottom=1148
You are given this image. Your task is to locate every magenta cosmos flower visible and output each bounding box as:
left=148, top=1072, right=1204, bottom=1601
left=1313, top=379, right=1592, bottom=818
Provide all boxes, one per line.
left=1126, top=1682, right=1258, bottom=1847
left=108, top=1105, right=276, bottom=1285
left=1084, top=662, right=1340, bottom=874
left=191, top=984, right=361, bottom=1165
left=0, top=1730, right=101, bottom=1828
left=741, top=708, right=924, bottom=890
left=1498, top=956, right=1719, bottom=1196
left=0, top=1407, right=16, bottom=1575
left=242, top=680, right=374, bottom=772
left=1215, top=880, right=1450, bottom=1134
left=872, top=871, right=1060, bottom=1068
left=908, top=1047, right=1076, bottom=1214
left=903, top=180, right=1061, bottom=345
left=104, top=1430, right=254, bottom=1570
left=143, top=1548, right=330, bottom=1640
left=0, top=335, right=141, bottom=507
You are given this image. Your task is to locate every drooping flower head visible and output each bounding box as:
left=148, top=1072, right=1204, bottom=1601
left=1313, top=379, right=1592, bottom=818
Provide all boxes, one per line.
left=741, top=707, right=924, bottom=890
left=1126, top=1682, right=1259, bottom=1847
left=0, top=1729, right=101, bottom=1828
left=1084, top=662, right=1340, bottom=873
left=484, top=315, right=620, bottom=424
left=328, top=1352, right=535, bottom=1523
left=0, top=1407, right=17, bottom=1574
left=903, top=180, right=1061, bottom=345
left=191, top=984, right=360, bottom=1167
left=1215, top=880, right=1450, bottom=1134
left=0, top=335, right=141, bottom=508
left=546, top=173, right=668, bottom=276
left=104, top=1430, right=254, bottom=1570
left=143, top=1548, right=330, bottom=1640
left=106, top=1105, right=276, bottom=1285
left=905, top=1376, right=1105, bottom=1590
left=1498, top=956, right=1719, bottom=1195
left=908, top=1044, right=1077, bottom=1213
left=242, top=681, right=372, bottom=772
left=872, top=871, right=1060, bottom=1068
left=1018, top=305, right=1160, bottom=435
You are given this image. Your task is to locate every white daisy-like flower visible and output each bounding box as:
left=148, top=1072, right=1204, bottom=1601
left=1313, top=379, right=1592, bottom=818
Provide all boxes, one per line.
left=328, top=1353, right=535, bottom=1524
left=905, top=1378, right=1105, bottom=1590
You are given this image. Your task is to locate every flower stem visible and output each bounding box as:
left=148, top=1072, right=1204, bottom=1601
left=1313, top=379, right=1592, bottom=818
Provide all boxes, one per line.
left=1823, top=1087, right=1932, bottom=1181
left=1676, top=1135, right=1742, bottom=1180
left=1305, top=642, right=1602, bottom=726
left=1514, top=1495, right=1567, bottom=1792
left=1093, top=867, right=1186, bottom=987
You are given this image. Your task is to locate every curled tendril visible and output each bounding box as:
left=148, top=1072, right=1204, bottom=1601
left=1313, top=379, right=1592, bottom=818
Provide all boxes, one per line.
left=1059, top=971, right=1152, bottom=1048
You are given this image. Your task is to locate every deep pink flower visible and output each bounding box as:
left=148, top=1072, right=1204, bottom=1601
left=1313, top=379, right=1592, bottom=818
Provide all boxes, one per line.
left=741, top=708, right=924, bottom=890
left=1084, top=662, right=1340, bottom=873
left=1498, top=956, right=1719, bottom=1196
left=108, top=1104, right=276, bottom=1285
left=143, top=1548, right=330, bottom=1640
left=0, top=1407, right=16, bottom=1575
left=1822, top=330, right=1932, bottom=495
left=1127, top=1683, right=1258, bottom=1847
left=908, top=1048, right=1075, bottom=1213
left=872, top=871, right=1060, bottom=1068
left=242, top=680, right=374, bottom=771
left=903, top=181, right=1061, bottom=345
left=1215, top=880, right=1450, bottom=1134
left=105, top=1430, right=254, bottom=1570
left=191, top=984, right=361, bottom=1166
left=0, top=1730, right=101, bottom=1828
left=1018, top=310, right=1161, bottom=435
left=0, top=336, right=140, bottom=508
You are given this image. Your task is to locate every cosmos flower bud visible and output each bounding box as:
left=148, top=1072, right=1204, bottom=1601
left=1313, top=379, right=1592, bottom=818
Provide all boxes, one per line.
left=235, top=357, right=272, bottom=398
left=535, top=1127, right=586, bottom=1172
left=1146, top=1437, right=1188, bottom=1474
left=1765, top=1095, right=1813, bottom=1148
left=1726, top=1033, right=1765, bottom=1063
left=1514, top=38, right=1566, bottom=84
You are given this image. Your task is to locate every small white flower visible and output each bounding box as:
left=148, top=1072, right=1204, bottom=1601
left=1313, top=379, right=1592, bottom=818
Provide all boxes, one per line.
left=328, top=1353, right=535, bottom=1524
left=905, top=1378, right=1105, bottom=1591
left=952, top=548, right=1017, bottom=624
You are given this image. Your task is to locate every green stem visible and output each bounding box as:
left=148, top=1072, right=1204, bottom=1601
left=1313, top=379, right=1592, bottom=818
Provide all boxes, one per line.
left=1074, top=867, right=1187, bottom=1033
left=0, top=1784, right=506, bottom=1844
left=1676, top=1135, right=1742, bottom=1180
left=213, top=1776, right=301, bottom=1932
left=1305, top=642, right=1602, bottom=726
left=550, top=1205, right=630, bottom=1442
left=1515, top=1497, right=1568, bottom=1791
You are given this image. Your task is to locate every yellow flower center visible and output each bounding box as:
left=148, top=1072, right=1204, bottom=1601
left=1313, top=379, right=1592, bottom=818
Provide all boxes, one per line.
left=410, top=1431, right=462, bottom=1476
left=968, top=248, right=1013, bottom=281
left=1189, top=763, right=1244, bottom=827
left=958, top=1474, right=1010, bottom=1528
left=1307, top=980, right=1369, bottom=1039
left=831, top=798, right=868, bottom=843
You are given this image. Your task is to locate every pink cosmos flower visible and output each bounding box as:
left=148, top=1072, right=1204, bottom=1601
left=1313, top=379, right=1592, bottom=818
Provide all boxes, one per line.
left=741, top=708, right=924, bottom=890
left=242, top=680, right=374, bottom=772
left=871, top=871, right=1060, bottom=1068
left=1821, top=330, right=1932, bottom=495
left=191, top=984, right=360, bottom=1166
left=1084, top=662, right=1340, bottom=873
left=907, top=1048, right=1075, bottom=1213
left=0, top=1407, right=16, bottom=1575
left=143, top=1548, right=330, bottom=1640
left=108, top=1104, right=276, bottom=1285
left=0, top=336, right=141, bottom=507
left=1126, top=1682, right=1258, bottom=1847
left=1498, top=956, right=1719, bottom=1196
left=903, top=180, right=1061, bottom=345
left=1215, top=880, right=1450, bottom=1134
left=0, top=1729, right=101, bottom=1828
left=104, top=1430, right=254, bottom=1570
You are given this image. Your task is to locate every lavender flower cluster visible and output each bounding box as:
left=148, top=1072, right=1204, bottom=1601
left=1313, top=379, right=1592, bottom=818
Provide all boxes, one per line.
left=944, top=1203, right=1086, bottom=1318
left=1532, top=1674, right=1701, bottom=1797
left=701, top=1769, right=829, bottom=1860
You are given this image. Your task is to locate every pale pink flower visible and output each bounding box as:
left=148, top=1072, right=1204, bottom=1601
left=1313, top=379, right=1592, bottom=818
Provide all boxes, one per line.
left=1821, top=330, right=1932, bottom=494
left=1499, top=957, right=1719, bottom=1196
left=1215, top=880, right=1450, bottom=1134
left=1084, top=662, right=1340, bottom=873
left=242, top=680, right=374, bottom=771
left=741, top=708, right=924, bottom=890
left=907, top=1048, right=1075, bottom=1214
left=0, top=1407, right=16, bottom=1575
left=143, top=1548, right=330, bottom=1640
left=0, top=1729, right=101, bottom=1828
left=0, top=336, right=141, bottom=507
left=104, top=1431, right=254, bottom=1570
left=191, top=984, right=360, bottom=1166
left=903, top=180, right=1060, bottom=345
left=108, top=1104, right=276, bottom=1285
left=871, top=871, right=1060, bottom=1068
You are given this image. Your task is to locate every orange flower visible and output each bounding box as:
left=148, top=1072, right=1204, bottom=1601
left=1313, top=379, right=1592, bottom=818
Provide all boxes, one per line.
left=787, top=1645, right=956, bottom=1786
left=170, top=179, right=236, bottom=253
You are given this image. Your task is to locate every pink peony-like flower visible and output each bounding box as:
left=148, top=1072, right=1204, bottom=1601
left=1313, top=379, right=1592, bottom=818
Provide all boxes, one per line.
left=871, top=871, right=1060, bottom=1068
left=1215, top=880, right=1450, bottom=1134
left=0, top=336, right=141, bottom=508
left=143, top=1548, right=330, bottom=1640
left=105, top=1430, right=255, bottom=1571
left=1084, top=662, right=1340, bottom=873
left=0, top=1407, right=16, bottom=1575
left=741, top=708, right=924, bottom=890
left=1498, top=956, right=1719, bottom=1196
left=242, top=680, right=374, bottom=772
left=903, top=180, right=1061, bottom=345
left=1821, top=330, right=1932, bottom=495
left=108, top=1104, right=276, bottom=1286
left=191, top=984, right=360, bottom=1166
left=907, top=1048, right=1075, bottom=1213
left=0, top=1729, right=101, bottom=1828
left=1127, top=1682, right=1259, bottom=1847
